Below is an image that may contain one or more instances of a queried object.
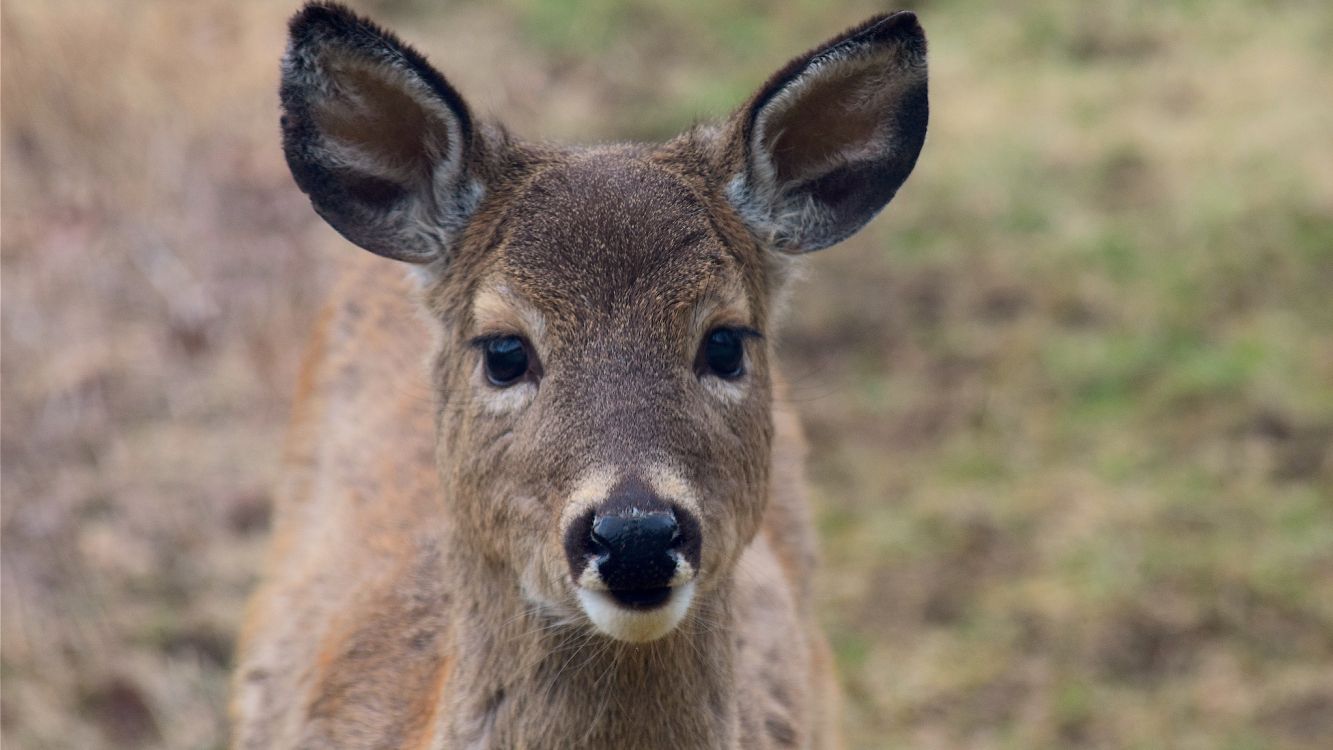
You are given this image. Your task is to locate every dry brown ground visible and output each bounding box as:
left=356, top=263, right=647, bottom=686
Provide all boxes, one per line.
left=4, top=1, right=1332, bottom=749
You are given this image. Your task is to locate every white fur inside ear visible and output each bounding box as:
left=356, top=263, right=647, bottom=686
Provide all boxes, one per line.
left=729, top=27, right=926, bottom=254
left=577, top=581, right=696, bottom=643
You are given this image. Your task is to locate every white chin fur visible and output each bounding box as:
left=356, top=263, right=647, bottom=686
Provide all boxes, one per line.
left=577, top=581, right=696, bottom=643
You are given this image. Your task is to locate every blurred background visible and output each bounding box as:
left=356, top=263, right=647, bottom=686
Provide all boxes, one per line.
left=3, top=0, right=1331, bottom=748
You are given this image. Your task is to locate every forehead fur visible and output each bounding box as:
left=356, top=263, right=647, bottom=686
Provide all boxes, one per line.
left=490, top=151, right=751, bottom=337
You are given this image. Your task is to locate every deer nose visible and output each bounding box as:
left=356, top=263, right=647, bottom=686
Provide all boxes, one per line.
left=589, top=511, right=680, bottom=597
left=563, top=475, right=704, bottom=608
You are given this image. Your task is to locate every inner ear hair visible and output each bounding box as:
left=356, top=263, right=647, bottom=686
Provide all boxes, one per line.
left=730, top=11, right=929, bottom=254
left=312, top=63, right=451, bottom=189
left=761, top=57, right=902, bottom=185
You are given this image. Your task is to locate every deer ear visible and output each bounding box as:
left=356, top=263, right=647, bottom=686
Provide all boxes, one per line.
left=727, top=11, right=928, bottom=254
left=280, top=2, right=482, bottom=264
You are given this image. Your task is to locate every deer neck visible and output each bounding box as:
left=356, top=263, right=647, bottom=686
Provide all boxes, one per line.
left=438, top=537, right=740, bottom=749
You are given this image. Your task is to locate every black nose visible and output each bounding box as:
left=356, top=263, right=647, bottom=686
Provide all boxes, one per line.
left=563, top=476, right=703, bottom=608
left=590, top=511, right=680, bottom=594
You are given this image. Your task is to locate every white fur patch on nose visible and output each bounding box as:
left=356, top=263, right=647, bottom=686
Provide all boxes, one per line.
left=558, top=466, right=620, bottom=535
left=577, top=581, right=696, bottom=643
left=643, top=463, right=703, bottom=520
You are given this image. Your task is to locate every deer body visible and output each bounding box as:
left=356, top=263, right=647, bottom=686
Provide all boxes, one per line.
left=233, top=5, right=927, bottom=748
left=235, top=250, right=830, bottom=749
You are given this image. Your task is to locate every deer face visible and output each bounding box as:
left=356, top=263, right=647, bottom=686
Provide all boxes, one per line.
left=426, top=155, right=776, bottom=641
left=279, top=4, right=927, bottom=642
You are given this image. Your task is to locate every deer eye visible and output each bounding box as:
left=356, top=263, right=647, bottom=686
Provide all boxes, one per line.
left=700, top=328, right=747, bottom=380
left=481, top=336, right=530, bottom=386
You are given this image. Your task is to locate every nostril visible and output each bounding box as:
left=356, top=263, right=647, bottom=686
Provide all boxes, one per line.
left=564, top=508, right=602, bottom=580
left=589, top=521, right=611, bottom=552
left=586, top=526, right=610, bottom=560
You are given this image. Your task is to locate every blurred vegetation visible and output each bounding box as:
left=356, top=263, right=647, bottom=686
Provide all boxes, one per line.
left=3, top=0, right=1331, bottom=748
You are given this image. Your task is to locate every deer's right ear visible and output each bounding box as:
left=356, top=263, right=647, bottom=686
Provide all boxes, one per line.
left=280, top=2, right=481, bottom=265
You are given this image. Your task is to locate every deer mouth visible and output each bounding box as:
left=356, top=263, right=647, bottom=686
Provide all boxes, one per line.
left=607, top=586, right=673, bottom=609
left=576, top=580, right=696, bottom=643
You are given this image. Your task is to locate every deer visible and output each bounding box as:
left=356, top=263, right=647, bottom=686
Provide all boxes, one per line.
left=231, top=2, right=927, bottom=747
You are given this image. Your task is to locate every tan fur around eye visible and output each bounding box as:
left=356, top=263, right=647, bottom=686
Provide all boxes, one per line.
left=690, top=281, right=753, bottom=346
left=470, top=283, right=548, bottom=346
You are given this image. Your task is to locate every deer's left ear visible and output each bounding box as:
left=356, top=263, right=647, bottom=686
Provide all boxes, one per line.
left=727, top=11, right=928, bottom=254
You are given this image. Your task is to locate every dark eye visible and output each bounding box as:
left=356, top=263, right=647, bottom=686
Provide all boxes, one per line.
left=700, top=328, right=746, bottom=379
left=482, top=336, right=530, bottom=386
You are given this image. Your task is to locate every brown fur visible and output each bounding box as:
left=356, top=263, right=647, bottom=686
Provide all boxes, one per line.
left=233, top=4, right=927, bottom=748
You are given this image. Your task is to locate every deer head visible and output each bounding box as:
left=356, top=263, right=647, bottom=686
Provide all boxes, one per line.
left=278, top=1, right=927, bottom=643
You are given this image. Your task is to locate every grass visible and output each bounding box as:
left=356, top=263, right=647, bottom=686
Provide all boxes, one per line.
left=3, top=0, right=1331, bottom=748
